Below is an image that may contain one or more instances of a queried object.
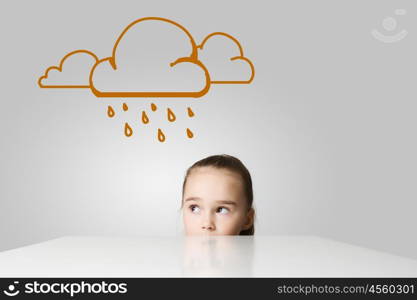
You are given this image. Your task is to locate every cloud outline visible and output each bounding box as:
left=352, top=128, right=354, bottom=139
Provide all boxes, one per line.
left=89, top=17, right=211, bottom=98
left=197, top=32, right=255, bottom=84
left=38, top=50, right=99, bottom=88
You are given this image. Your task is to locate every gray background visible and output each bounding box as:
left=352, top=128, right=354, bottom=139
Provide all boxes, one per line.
left=1, top=0, right=416, bottom=259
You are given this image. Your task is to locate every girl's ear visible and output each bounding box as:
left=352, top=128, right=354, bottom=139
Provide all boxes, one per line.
left=242, top=208, right=255, bottom=230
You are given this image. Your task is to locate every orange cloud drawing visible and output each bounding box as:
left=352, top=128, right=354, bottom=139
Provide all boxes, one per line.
left=197, top=32, right=255, bottom=84
left=89, top=17, right=211, bottom=98
left=38, top=50, right=99, bottom=88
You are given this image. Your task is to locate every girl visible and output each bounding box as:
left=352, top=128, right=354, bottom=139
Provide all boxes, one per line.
left=181, top=154, right=255, bottom=235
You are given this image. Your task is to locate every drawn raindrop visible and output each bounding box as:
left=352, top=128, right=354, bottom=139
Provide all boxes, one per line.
left=186, top=128, right=194, bottom=138
left=124, top=122, right=133, bottom=137
left=167, top=108, right=176, bottom=122
left=107, top=105, right=115, bottom=118
left=142, top=111, right=149, bottom=124
left=151, top=103, right=157, bottom=112
left=123, top=103, right=128, bottom=111
left=157, top=128, right=166, bottom=142
left=187, top=107, right=195, bottom=118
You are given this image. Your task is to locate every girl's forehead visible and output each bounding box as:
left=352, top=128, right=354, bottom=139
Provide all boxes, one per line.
left=187, top=166, right=242, bottom=184
left=183, top=167, right=245, bottom=202
left=189, top=166, right=240, bottom=177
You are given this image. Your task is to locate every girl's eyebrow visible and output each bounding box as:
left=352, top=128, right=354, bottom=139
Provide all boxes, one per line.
left=184, top=197, right=237, bottom=206
left=184, top=197, right=202, bottom=202
left=216, top=200, right=237, bottom=206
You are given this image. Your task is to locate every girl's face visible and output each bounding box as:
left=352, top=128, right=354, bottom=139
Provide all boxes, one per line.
left=182, top=166, right=254, bottom=235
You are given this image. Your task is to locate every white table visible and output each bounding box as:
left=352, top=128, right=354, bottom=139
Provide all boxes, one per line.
left=0, top=236, right=416, bottom=277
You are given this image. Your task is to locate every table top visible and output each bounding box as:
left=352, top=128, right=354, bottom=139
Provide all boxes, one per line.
left=1, top=235, right=416, bottom=277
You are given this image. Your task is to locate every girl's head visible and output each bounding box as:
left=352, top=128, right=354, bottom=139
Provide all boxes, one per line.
left=181, top=154, right=255, bottom=236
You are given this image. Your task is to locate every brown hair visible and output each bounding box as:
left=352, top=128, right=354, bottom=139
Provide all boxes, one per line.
left=182, top=154, right=255, bottom=235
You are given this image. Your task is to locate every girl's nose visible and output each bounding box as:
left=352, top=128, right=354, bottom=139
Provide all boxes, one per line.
left=202, top=223, right=215, bottom=231
left=201, top=214, right=215, bottom=231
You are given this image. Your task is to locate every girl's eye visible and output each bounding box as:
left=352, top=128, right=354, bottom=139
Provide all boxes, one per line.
left=217, top=207, right=229, bottom=214
left=189, top=205, right=200, bottom=213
